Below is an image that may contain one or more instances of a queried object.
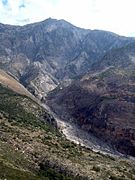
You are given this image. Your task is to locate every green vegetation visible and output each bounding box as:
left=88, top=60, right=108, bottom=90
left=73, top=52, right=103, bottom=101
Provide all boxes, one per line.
left=0, top=85, right=58, bottom=133
left=0, top=84, right=135, bottom=180
left=0, top=161, right=39, bottom=180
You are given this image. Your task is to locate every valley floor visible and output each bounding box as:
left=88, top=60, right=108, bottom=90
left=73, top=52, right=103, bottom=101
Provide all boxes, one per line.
left=43, top=104, right=122, bottom=157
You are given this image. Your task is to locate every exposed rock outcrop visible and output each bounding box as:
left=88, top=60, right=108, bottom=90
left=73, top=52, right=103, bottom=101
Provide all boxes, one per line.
left=47, top=65, right=135, bottom=157
left=0, top=18, right=134, bottom=98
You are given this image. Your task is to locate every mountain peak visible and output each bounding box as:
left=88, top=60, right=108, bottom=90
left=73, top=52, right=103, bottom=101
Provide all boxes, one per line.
left=41, top=18, right=76, bottom=29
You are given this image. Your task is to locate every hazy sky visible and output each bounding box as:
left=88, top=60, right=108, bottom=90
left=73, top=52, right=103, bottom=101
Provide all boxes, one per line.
left=0, top=0, right=135, bottom=36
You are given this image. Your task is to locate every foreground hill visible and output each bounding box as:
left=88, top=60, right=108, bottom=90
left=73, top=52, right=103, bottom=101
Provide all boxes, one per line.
left=0, top=77, right=135, bottom=179
left=0, top=69, right=34, bottom=98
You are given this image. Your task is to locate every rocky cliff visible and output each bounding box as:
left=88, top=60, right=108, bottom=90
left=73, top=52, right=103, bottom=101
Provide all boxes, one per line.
left=0, top=18, right=134, bottom=98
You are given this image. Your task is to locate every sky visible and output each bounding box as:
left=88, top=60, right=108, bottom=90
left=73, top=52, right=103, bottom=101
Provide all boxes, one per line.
left=0, top=0, right=135, bottom=36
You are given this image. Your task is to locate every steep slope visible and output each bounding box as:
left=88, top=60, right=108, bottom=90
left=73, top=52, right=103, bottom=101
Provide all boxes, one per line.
left=47, top=65, right=135, bottom=157
left=0, top=69, right=34, bottom=98
left=61, top=30, right=134, bottom=79
left=91, top=42, right=135, bottom=71
left=0, top=18, right=134, bottom=98
left=1, top=76, right=135, bottom=179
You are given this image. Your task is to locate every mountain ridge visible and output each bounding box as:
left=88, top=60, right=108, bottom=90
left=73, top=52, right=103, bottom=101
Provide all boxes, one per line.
left=0, top=18, right=134, bottom=99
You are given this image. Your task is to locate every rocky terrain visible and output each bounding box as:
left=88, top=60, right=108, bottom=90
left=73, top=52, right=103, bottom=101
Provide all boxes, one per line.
left=1, top=80, right=135, bottom=179
left=47, top=43, right=135, bottom=157
left=1, top=18, right=135, bottom=179
left=0, top=18, right=134, bottom=98
left=91, top=42, right=135, bottom=71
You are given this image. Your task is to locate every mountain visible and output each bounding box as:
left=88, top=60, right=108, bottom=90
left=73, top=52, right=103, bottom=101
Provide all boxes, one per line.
left=1, top=74, right=135, bottom=179
left=47, top=43, right=135, bottom=157
left=1, top=18, right=135, bottom=179
left=91, top=42, right=135, bottom=71
left=0, top=18, right=134, bottom=99
left=61, top=30, right=135, bottom=79
left=47, top=67, right=135, bottom=157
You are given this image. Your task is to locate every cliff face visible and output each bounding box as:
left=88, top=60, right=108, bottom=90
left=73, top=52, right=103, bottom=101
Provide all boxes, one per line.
left=47, top=64, right=135, bottom=156
left=0, top=18, right=134, bottom=98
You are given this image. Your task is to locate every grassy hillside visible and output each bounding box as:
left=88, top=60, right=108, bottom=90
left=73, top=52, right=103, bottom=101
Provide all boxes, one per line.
left=0, top=84, right=135, bottom=180
left=0, top=69, right=34, bottom=98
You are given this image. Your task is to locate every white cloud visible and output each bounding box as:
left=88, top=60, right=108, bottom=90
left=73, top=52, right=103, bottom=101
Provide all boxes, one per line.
left=0, top=0, right=135, bottom=36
